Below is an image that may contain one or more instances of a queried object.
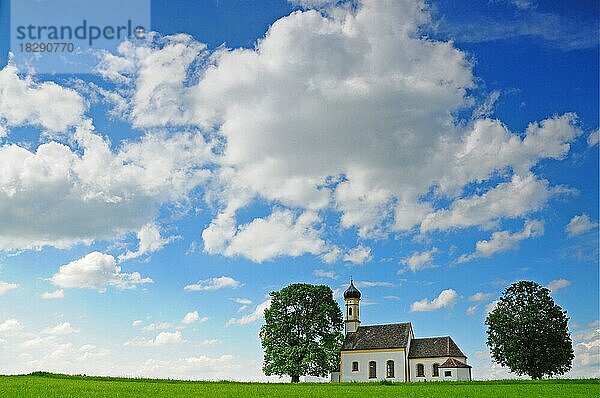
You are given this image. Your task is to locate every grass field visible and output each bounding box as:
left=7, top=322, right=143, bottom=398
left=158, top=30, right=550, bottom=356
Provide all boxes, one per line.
left=0, top=373, right=598, bottom=397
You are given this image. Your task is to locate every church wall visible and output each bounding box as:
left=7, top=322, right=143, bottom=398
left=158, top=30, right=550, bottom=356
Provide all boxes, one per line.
left=341, top=349, right=407, bottom=382
left=408, top=357, right=467, bottom=382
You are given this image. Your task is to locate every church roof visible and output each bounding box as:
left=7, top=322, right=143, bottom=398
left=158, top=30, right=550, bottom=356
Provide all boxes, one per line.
left=438, top=358, right=472, bottom=368
left=343, top=280, right=361, bottom=299
left=408, top=336, right=466, bottom=358
left=341, top=323, right=412, bottom=351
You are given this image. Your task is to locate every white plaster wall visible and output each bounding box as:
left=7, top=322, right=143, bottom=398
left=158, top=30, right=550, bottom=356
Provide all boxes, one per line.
left=341, top=351, right=407, bottom=382
left=408, top=357, right=467, bottom=382
left=439, top=367, right=470, bottom=381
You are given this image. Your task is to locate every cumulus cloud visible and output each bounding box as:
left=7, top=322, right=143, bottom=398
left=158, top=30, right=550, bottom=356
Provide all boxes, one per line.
left=119, top=223, right=174, bottom=261
left=206, top=210, right=327, bottom=263
left=469, top=292, right=493, bottom=302
left=124, top=331, right=185, bottom=347
left=0, top=281, right=18, bottom=295
left=343, top=246, right=372, bottom=265
left=43, top=322, right=78, bottom=336
left=0, top=0, right=582, bottom=264
left=0, top=123, right=212, bottom=250
left=40, top=289, right=64, bottom=300
left=313, top=269, right=337, bottom=279
left=588, top=129, right=599, bottom=147
left=422, top=176, right=557, bottom=233
left=456, top=219, right=544, bottom=263
left=200, top=339, right=221, bottom=346
left=485, top=300, right=500, bottom=315
left=50, top=252, right=153, bottom=291
left=181, top=311, right=208, bottom=325
left=410, top=289, right=458, bottom=312
left=0, top=63, right=85, bottom=135
left=87, top=0, right=580, bottom=264
left=566, top=214, right=598, bottom=237
left=566, top=322, right=600, bottom=378
left=184, top=276, right=241, bottom=292
left=466, top=305, right=477, bottom=315
left=547, top=279, right=571, bottom=293
left=401, top=248, right=438, bottom=272
left=226, top=299, right=271, bottom=326
left=0, top=319, right=23, bottom=333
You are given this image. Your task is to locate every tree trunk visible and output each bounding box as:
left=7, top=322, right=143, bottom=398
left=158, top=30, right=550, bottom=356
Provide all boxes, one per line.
left=291, top=375, right=300, bottom=383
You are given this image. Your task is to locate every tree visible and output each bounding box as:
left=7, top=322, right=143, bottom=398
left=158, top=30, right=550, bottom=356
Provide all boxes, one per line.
left=260, top=283, right=343, bottom=383
left=485, top=280, right=574, bottom=379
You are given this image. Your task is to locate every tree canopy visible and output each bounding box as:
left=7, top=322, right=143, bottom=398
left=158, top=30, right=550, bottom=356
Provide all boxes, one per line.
left=260, top=283, right=343, bottom=383
left=486, top=280, right=574, bottom=379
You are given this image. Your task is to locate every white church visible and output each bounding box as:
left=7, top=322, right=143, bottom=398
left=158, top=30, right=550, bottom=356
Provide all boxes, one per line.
left=331, top=280, right=472, bottom=382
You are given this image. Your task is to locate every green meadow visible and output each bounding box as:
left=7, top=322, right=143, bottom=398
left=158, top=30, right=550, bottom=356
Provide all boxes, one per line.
left=0, top=373, right=598, bottom=397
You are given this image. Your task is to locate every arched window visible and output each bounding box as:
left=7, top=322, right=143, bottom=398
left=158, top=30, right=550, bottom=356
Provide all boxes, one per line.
left=416, top=363, right=425, bottom=377
left=369, top=361, right=377, bottom=379
left=386, top=360, right=395, bottom=378
left=352, top=361, right=359, bottom=371
left=348, top=307, right=352, bottom=316
left=432, top=363, right=440, bottom=377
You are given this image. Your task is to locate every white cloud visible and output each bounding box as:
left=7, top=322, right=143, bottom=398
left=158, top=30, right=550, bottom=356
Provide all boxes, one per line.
left=313, top=269, right=337, bottom=279
left=566, top=214, right=598, bottom=237
left=401, top=248, right=438, bottom=272
left=89, top=1, right=580, bottom=261
left=132, top=320, right=143, bottom=327
left=142, top=322, right=176, bottom=332
left=566, top=322, right=600, bottom=378
left=0, top=124, right=212, bottom=250
left=0, top=319, right=23, bottom=333
left=422, top=175, right=558, bottom=233
left=0, top=1, right=582, bottom=262
left=119, top=223, right=174, bottom=261
left=469, top=292, right=493, bottom=302
left=134, top=355, right=242, bottom=380
left=199, top=339, right=221, bottom=346
left=588, top=129, right=599, bottom=147
left=0, top=281, right=18, bottom=295
left=466, top=305, right=477, bottom=315
left=43, top=322, right=78, bottom=336
left=124, top=331, right=185, bottom=347
left=456, top=219, right=544, bottom=263
left=547, top=279, right=571, bottom=293
left=226, top=299, right=271, bottom=326
left=182, top=311, right=208, bottom=325
left=50, top=252, right=153, bottom=291
left=485, top=300, right=500, bottom=315
left=207, top=210, right=327, bottom=263
left=0, top=63, right=85, bottom=135
left=355, top=281, right=395, bottom=287
left=184, top=276, right=241, bottom=292
left=231, top=298, right=252, bottom=305
left=410, top=289, right=458, bottom=312
left=40, top=289, right=64, bottom=300
left=343, top=246, right=372, bottom=265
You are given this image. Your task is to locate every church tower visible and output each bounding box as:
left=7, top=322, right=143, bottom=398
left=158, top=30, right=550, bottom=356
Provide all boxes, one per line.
left=343, top=279, right=361, bottom=334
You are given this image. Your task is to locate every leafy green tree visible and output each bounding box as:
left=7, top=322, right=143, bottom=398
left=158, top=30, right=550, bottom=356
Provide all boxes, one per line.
left=260, top=283, right=343, bottom=383
left=486, top=281, right=574, bottom=379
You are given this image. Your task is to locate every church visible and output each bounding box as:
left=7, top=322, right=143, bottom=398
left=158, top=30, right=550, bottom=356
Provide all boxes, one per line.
left=331, top=280, right=472, bottom=382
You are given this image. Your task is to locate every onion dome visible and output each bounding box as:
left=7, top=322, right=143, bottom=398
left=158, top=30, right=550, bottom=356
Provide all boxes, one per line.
left=343, top=280, right=361, bottom=300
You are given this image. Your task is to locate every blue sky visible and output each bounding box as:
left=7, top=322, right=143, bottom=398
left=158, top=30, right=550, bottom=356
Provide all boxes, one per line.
left=0, top=0, right=598, bottom=380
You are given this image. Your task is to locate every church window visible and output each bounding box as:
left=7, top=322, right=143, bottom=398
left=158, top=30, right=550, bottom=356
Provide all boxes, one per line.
left=368, top=361, right=377, bottom=379
left=386, top=360, right=394, bottom=378
left=444, top=370, right=452, bottom=377
left=352, top=361, right=359, bottom=371
left=349, top=307, right=352, bottom=316
left=432, top=363, right=439, bottom=377
left=416, top=363, right=425, bottom=377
